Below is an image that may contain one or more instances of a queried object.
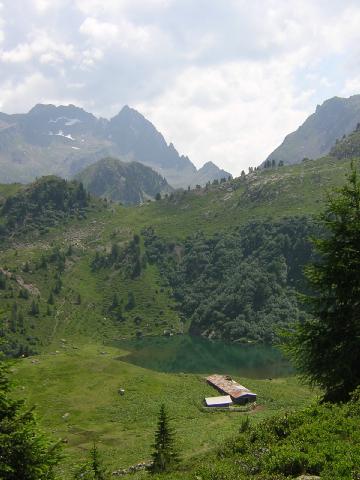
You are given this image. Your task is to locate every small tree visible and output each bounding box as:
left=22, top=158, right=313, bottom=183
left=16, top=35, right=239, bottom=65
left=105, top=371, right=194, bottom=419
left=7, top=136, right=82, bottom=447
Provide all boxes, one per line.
left=155, top=192, right=161, bottom=201
left=149, top=404, right=179, bottom=473
left=0, top=272, right=6, bottom=290
left=0, top=359, right=62, bottom=479
left=286, top=162, right=360, bottom=402
left=111, top=293, right=119, bottom=309
left=53, top=277, right=62, bottom=294
left=29, top=300, right=39, bottom=316
left=126, top=292, right=135, bottom=311
left=73, top=443, right=107, bottom=480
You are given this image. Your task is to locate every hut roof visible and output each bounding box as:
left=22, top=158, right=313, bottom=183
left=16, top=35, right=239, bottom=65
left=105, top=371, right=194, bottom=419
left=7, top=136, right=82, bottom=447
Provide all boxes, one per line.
left=206, top=374, right=256, bottom=399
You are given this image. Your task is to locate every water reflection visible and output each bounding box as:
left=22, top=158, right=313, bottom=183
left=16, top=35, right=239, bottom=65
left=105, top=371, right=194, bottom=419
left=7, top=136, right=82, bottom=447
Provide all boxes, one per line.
left=114, top=335, right=292, bottom=379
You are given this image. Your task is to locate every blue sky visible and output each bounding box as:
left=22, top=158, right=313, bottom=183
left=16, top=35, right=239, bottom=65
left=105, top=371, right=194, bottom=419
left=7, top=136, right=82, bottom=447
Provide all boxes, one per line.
left=1, top=0, right=360, bottom=174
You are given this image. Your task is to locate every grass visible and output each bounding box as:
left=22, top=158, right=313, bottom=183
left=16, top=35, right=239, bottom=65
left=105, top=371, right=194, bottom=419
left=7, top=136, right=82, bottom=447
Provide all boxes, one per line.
left=12, top=343, right=316, bottom=478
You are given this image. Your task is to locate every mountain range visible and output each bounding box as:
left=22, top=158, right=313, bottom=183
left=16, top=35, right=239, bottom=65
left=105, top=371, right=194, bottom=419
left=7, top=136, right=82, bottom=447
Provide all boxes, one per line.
left=0, top=103, right=230, bottom=189
left=265, top=94, right=360, bottom=166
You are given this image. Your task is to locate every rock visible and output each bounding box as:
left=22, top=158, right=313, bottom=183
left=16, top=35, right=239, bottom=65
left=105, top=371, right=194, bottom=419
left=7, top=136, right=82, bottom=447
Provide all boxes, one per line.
left=112, top=461, right=152, bottom=476
left=296, top=476, right=321, bottom=480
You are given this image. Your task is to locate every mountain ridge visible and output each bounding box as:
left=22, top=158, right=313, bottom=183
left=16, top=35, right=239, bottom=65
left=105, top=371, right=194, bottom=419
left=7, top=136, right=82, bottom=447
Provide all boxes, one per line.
left=0, top=103, right=230, bottom=188
left=265, top=94, right=360, bottom=166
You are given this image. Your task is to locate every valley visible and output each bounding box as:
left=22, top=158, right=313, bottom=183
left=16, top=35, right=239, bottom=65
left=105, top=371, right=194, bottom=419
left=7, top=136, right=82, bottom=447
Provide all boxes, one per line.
left=1, top=105, right=360, bottom=479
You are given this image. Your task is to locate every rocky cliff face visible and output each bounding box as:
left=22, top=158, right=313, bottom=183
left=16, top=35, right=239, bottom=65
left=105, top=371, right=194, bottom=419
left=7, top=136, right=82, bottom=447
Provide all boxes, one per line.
left=265, top=95, right=360, bottom=166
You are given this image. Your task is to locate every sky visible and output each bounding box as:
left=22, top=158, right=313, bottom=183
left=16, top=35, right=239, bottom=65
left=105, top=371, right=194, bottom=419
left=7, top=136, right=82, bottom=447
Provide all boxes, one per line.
left=1, top=1, right=360, bottom=175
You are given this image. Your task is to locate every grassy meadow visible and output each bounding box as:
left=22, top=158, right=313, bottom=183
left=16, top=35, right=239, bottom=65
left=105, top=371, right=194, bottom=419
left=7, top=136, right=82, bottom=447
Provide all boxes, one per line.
left=12, top=343, right=316, bottom=478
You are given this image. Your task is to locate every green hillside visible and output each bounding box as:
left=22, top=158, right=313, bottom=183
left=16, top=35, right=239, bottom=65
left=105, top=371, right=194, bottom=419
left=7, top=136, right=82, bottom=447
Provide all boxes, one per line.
left=0, top=155, right=359, bottom=356
left=1, top=151, right=360, bottom=479
left=330, top=122, right=360, bottom=159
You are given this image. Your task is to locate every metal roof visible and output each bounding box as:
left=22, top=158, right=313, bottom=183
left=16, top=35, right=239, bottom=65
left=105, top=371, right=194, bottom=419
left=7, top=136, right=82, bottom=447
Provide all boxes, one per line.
left=205, top=395, right=233, bottom=406
left=206, top=374, right=256, bottom=399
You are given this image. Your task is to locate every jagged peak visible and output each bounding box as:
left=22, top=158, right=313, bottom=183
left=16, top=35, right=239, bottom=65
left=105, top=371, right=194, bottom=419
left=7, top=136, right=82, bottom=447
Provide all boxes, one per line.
left=28, top=103, right=95, bottom=120
left=200, top=161, right=217, bottom=169
left=112, top=105, right=146, bottom=122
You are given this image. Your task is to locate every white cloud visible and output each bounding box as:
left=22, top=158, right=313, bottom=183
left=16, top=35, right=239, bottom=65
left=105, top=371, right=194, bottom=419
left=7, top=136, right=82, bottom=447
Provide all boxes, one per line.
left=0, top=30, right=76, bottom=64
left=0, top=2, right=4, bottom=44
left=75, top=0, right=172, bottom=16
left=2, top=0, right=360, bottom=174
left=80, top=47, right=104, bottom=68
left=136, top=58, right=312, bottom=175
left=0, top=73, right=55, bottom=112
left=79, top=18, right=119, bottom=44
left=79, top=16, right=166, bottom=54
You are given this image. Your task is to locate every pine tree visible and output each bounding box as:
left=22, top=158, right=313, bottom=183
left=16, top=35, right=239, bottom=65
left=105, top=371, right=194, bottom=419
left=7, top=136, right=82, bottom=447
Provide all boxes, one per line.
left=286, top=162, right=360, bottom=402
left=111, top=293, right=119, bottom=309
left=0, top=359, right=62, bottom=479
left=149, top=404, right=179, bottom=473
left=48, top=292, right=54, bottom=305
left=90, top=444, right=107, bottom=480
left=29, top=300, right=39, bottom=316
left=126, top=292, right=135, bottom=311
left=0, top=272, right=7, bottom=290
left=73, top=443, right=107, bottom=480
left=53, top=276, right=62, bottom=294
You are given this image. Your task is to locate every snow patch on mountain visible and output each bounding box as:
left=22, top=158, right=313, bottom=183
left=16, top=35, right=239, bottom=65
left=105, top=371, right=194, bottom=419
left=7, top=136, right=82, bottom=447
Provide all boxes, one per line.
left=49, top=117, right=82, bottom=126
left=49, top=130, right=75, bottom=140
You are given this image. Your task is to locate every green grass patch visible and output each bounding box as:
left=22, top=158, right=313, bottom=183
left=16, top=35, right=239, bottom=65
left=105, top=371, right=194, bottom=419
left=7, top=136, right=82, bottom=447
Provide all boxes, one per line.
left=12, top=344, right=315, bottom=478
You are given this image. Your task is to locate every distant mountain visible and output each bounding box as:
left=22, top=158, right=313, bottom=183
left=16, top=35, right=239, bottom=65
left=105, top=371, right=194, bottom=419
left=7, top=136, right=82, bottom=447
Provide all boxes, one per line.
left=193, top=161, right=231, bottom=185
left=265, top=95, right=360, bottom=166
left=75, top=157, right=173, bottom=205
left=0, top=104, right=230, bottom=188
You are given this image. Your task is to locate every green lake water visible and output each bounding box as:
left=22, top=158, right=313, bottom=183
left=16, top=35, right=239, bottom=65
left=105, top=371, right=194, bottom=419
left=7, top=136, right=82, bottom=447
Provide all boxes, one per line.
left=115, top=335, right=292, bottom=379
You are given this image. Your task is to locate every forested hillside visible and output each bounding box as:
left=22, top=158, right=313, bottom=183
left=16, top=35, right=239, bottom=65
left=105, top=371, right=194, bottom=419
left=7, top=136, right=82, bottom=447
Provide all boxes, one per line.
left=0, top=154, right=358, bottom=358
left=0, top=176, right=92, bottom=238
left=143, top=218, right=316, bottom=343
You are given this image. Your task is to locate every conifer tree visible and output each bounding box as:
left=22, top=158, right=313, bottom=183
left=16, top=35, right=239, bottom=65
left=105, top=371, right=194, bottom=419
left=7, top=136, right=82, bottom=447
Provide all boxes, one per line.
left=48, top=292, right=54, bottom=305
left=286, top=162, right=360, bottom=402
left=73, top=443, right=107, bottom=480
left=111, top=293, right=119, bottom=309
left=0, top=359, right=61, bottom=479
left=29, top=300, right=39, bottom=316
left=149, top=404, right=179, bottom=473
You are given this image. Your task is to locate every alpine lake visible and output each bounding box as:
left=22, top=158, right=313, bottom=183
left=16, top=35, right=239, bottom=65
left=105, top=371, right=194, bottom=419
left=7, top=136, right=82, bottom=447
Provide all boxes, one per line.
left=114, top=334, right=292, bottom=379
